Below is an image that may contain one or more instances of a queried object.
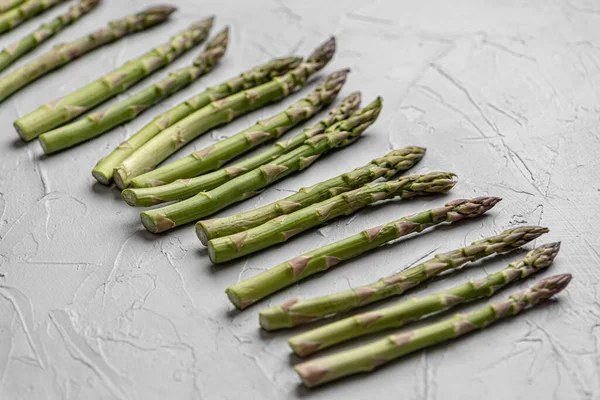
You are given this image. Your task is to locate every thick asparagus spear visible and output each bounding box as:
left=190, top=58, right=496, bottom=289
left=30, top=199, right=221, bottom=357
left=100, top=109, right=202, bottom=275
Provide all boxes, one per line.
left=92, top=56, right=302, bottom=185
left=208, top=172, right=457, bottom=264
left=0, top=6, right=177, bottom=106
left=0, top=0, right=67, bottom=34
left=0, top=0, right=100, bottom=73
left=0, top=0, right=26, bottom=13
left=197, top=146, right=426, bottom=244
left=14, top=14, right=212, bottom=141
left=113, top=37, right=337, bottom=189
left=39, top=28, right=229, bottom=154
left=295, top=274, right=571, bottom=388
left=139, top=97, right=382, bottom=233
left=225, top=197, right=501, bottom=311
left=122, top=91, right=361, bottom=207
left=289, top=238, right=555, bottom=356
left=129, top=69, right=349, bottom=189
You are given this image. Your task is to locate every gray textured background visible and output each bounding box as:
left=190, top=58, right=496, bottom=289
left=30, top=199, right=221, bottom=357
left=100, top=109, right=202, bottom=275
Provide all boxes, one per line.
left=0, top=0, right=598, bottom=399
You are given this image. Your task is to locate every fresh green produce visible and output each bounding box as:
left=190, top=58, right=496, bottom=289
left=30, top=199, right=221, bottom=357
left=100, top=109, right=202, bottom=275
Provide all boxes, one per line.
left=0, top=5, right=177, bottom=105
left=139, top=97, right=382, bottom=234
left=225, top=197, right=501, bottom=311
left=294, top=273, right=572, bottom=387
left=208, top=172, right=457, bottom=263
left=92, top=56, right=303, bottom=185
left=197, top=146, right=426, bottom=244
left=14, top=13, right=211, bottom=141
left=289, top=238, right=556, bottom=356
left=121, top=91, right=361, bottom=207
left=0, top=0, right=26, bottom=13
left=0, top=0, right=100, bottom=73
left=0, top=0, right=67, bottom=34
left=39, top=28, right=229, bottom=154
left=129, top=69, right=349, bottom=189
left=113, top=37, right=337, bottom=189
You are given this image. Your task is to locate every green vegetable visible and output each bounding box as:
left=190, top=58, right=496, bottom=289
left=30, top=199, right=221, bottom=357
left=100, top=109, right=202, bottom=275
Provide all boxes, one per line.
left=0, top=0, right=67, bottom=34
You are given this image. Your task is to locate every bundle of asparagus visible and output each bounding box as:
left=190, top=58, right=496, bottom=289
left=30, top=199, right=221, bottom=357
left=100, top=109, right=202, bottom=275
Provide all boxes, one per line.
left=39, top=27, right=229, bottom=154
left=225, top=197, right=500, bottom=310
left=0, top=6, right=177, bottom=105
left=14, top=13, right=212, bottom=141
left=288, top=239, right=556, bottom=355
left=294, top=274, right=572, bottom=387
left=113, top=37, right=337, bottom=189
left=0, top=0, right=100, bottom=73
left=122, top=87, right=361, bottom=207
left=93, top=56, right=303, bottom=185
left=139, top=96, right=382, bottom=233
left=0, top=0, right=67, bottom=34
left=196, top=146, right=426, bottom=243
left=260, top=226, right=549, bottom=330
left=207, top=172, right=457, bottom=264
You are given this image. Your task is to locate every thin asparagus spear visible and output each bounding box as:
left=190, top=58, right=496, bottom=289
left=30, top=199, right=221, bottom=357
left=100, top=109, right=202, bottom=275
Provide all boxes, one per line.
left=289, top=237, right=555, bottom=356
left=0, top=0, right=26, bottom=13
left=39, top=28, right=229, bottom=154
left=14, top=14, right=212, bottom=141
left=0, top=6, right=177, bottom=106
left=208, top=172, right=457, bottom=264
left=225, top=197, right=501, bottom=311
left=295, top=273, right=572, bottom=388
left=113, top=37, right=337, bottom=189
left=129, top=69, right=349, bottom=189
left=0, top=0, right=100, bottom=73
left=92, top=56, right=302, bottom=185
left=0, top=0, right=67, bottom=34
left=139, top=97, right=382, bottom=234
left=122, top=91, right=361, bottom=207
left=197, top=146, right=427, bottom=244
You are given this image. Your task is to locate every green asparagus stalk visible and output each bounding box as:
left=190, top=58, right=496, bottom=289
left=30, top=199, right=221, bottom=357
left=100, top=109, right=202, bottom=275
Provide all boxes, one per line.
left=197, top=146, right=427, bottom=243
left=139, top=97, right=382, bottom=234
left=208, top=172, right=457, bottom=264
left=225, top=197, right=501, bottom=311
left=14, top=14, right=212, bottom=141
left=113, top=37, right=337, bottom=189
left=38, top=28, right=229, bottom=154
left=129, top=69, right=350, bottom=189
left=92, top=56, right=303, bottom=185
left=0, top=0, right=67, bottom=34
left=122, top=91, right=361, bottom=207
left=289, top=237, right=555, bottom=356
left=0, top=6, right=177, bottom=106
left=294, top=273, right=571, bottom=388
left=0, top=0, right=26, bottom=13
left=0, top=0, right=100, bottom=73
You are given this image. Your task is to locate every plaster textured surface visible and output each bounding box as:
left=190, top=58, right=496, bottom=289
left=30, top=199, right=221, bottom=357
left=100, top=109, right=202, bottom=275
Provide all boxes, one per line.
left=0, top=0, right=598, bottom=398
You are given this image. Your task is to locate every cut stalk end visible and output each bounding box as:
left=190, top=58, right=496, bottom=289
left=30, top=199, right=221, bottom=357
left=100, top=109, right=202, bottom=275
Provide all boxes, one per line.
left=225, top=288, right=242, bottom=310
left=113, top=168, right=129, bottom=189
left=207, top=242, right=217, bottom=263
left=196, top=223, right=210, bottom=246
left=140, top=212, right=159, bottom=233
left=121, top=189, right=138, bottom=207
left=91, top=169, right=111, bottom=185
left=14, top=120, right=29, bottom=141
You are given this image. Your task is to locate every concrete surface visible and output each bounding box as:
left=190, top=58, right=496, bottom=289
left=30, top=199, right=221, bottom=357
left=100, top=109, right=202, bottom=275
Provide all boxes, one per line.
left=0, top=0, right=599, bottom=398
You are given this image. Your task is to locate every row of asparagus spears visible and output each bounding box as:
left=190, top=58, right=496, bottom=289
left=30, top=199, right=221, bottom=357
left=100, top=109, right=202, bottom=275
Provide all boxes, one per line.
left=3, top=5, right=571, bottom=390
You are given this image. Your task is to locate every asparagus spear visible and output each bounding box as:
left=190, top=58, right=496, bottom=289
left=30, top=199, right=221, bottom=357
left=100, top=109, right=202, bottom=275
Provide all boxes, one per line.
left=289, top=238, right=555, bottom=356
left=197, top=146, right=426, bottom=244
left=0, top=0, right=26, bottom=13
left=122, top=91, right=361, bottom=207
left=113, top=37, right=337, bottom=189
left=0, top=0, right=67, bottom=34
left=0, top=6, right=177, bottom=106
left=140, top=97, right=382, bottom=233
left=0, top=0, right=100, bottom=73
left=92, top=56, right=303, bottom=185
left=208, top=172, right=457, bottom=264
left=38, top=28, right=229, bottom=154
left=129, top=69, right=349, bottom=189
left=295, top=274, right=571, bottom=387
left=225, top=197, right=501, bottom=311
left=14, top=14, right=212, bottom=141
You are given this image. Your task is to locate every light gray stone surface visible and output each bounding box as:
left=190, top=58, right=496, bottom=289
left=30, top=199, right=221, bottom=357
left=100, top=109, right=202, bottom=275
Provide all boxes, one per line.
left=0, top=0, right=598, bottom=398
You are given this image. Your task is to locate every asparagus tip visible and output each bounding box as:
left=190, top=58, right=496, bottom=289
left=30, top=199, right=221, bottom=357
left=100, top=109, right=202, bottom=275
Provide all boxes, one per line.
left=146, top=5, right=178, bottom=18
left=307, top=37, right=336, bottom=64
left=534, top=273, right=572, bottom=294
